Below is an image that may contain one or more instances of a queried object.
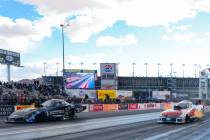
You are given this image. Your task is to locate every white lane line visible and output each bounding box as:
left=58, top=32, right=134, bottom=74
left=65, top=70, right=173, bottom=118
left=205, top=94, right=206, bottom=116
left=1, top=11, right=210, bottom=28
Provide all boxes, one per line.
left=0, top=112, right=160, bottom=140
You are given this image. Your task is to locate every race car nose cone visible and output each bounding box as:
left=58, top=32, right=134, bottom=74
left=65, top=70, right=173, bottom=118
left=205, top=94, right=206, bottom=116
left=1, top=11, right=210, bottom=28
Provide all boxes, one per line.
left=162, top=111, right=182, bottom=117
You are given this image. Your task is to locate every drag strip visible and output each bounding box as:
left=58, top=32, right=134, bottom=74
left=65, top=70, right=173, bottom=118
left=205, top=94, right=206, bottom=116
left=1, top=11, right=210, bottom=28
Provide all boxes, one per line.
left=40, top=112, right=210, bottom=140
left=0, top=109, right=161, bottom=129
left=0, top=112, right=160, bottom=140
left=1, top=110, right=209, bottom=140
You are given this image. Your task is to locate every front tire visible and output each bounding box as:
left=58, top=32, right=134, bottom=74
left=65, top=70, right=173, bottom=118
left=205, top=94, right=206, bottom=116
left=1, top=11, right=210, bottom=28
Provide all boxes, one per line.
left=185, top=115, right=190, bottom=123
left=64, top=108, right=75, bottom=120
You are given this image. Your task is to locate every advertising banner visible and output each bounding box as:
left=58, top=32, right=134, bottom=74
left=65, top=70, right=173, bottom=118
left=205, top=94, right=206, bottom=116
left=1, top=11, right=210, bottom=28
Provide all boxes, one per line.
left=103, top=104, right=118, bottom=112
left=0, top=49, right=20, bottom=66
left=118, top=104, right=128, bottom=110
left=65, top=89, right=97, bottom=98
left=101, top=79, right=117, bottom=90
left=128, top=104, right=138, bottom=110
left=15, top=105, right=35, bottom=111
left=117, top=90, right=133, bottom=98
left=89, top=104, right=103, bottom=112
left=0, top=105, right=14, bottom=116
left=97, top=90, right=117, bottom=100
left=152, top=91, right=170, bottom=100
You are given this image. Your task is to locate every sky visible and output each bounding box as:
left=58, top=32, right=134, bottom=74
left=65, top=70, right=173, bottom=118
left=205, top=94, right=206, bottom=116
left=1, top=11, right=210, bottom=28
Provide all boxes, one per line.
left=0, top=0, right=210, bottom=81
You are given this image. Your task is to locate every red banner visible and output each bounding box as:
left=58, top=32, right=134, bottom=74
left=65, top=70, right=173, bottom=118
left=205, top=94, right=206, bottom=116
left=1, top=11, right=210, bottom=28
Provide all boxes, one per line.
left=128, top=104, right=138, bottom=110
left=90, top=104, right=103, bottom=112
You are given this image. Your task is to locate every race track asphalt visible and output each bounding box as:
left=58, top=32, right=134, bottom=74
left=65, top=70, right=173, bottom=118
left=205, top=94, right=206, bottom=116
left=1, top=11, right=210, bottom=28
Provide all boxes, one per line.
left=0, top=109, right=210, bottom=140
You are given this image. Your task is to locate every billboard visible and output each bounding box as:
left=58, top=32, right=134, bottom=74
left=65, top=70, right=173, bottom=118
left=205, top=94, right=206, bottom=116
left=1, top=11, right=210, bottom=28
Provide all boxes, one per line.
left=117, top=90, right=133, bottom=98
left=42, top=76, right=63, bottom=86
left=0, top=49, right=20, bottom=66
left=100, top=63, right=118, bottom=89
left=97, top=90, right=117, bottom=100
left=152, top=91, right=170, bottom=100
left=65, top=89, right=97, bottom=98
left=64, top=71, right=95, bottom=89
left=101, top=80, right=117, bottom=89
left=100, top=63, right=116, bottom=74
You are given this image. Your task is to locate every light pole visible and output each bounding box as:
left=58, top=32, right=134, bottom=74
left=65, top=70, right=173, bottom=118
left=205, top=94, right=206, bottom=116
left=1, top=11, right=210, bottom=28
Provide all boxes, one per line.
left=60, top=23, right=69, bottom=93
left=93, top=62, right=96, bottom=70
left=170, top=63, right=173, bottom=77
left=68, top=62, right=71, bottom=69
left=173, top=72, right=177, bottom=77
left=144, top=63, right=148, bottom=77
left=198, top=65, right=202, bottom=71
left=157, top=63, right=161, bottom=77
left=182, top=64, right=185, bottom=78
left=56, top=62, right=59, bottom=76
left=132, top=62, right=136, bottom=77
left=43, top=62, right=47, bottom=76
left=80, top=62, right=84, bottom=70
left=194, top=64, right=197, bottom=78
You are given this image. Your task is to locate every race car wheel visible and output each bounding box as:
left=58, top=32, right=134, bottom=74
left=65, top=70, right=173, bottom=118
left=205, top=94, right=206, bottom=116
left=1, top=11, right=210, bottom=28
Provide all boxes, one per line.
left=185, top=115, right=190, bottom=123
left=64, top=108, right=75, bottom=119
left=35, top=113, right=44, bottom=122
left=69, top=109, right=75, bottom=119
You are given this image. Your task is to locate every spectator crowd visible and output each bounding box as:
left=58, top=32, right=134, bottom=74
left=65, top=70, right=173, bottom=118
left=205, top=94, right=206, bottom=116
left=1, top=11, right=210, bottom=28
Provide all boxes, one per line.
left=0, top=81, right=65, bottom=105
left=0, top=80, right=166, bottom=106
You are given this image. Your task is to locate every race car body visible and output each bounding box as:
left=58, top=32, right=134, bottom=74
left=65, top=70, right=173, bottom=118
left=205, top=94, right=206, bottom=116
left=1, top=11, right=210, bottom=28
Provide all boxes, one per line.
left=7, top=99, right=86, bottom=123
left=158, top=100, right=204, bottom=123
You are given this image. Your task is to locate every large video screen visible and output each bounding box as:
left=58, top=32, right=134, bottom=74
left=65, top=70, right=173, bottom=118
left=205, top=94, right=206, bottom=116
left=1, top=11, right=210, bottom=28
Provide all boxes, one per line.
left=64, top=72, right=95, bottom=89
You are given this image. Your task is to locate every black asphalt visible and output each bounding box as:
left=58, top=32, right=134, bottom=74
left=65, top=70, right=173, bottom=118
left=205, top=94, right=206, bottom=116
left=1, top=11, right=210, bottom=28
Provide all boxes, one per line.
left=0, top=109, right=161, bottom=129
left=1, top=110, right=210, bottom=140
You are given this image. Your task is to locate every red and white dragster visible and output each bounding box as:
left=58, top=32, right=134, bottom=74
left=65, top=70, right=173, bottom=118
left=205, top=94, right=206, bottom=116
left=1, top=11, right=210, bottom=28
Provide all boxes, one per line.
left=158, top=100, right=204, bottom=123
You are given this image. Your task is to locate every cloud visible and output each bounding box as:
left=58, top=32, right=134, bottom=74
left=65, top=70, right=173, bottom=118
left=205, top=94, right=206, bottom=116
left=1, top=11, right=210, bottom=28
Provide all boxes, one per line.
left=195, top=0, right=210, bottom=13
left=19, top=0, right=210, bottom=43
left=0, top=15, right=58, bottom=53
left=175, top=24, right=192, bottom=31
left=207, top=32, right=210, bottom=38
left=3, top=53, right=106, bottom=81
left=96, top=34, right=138, bottom=47
left=162, top=33, right=196, bottom=41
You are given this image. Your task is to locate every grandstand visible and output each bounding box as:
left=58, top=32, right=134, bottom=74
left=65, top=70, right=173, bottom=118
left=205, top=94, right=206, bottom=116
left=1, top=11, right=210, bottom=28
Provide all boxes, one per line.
left=42, top=76, right=209, bottom=100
